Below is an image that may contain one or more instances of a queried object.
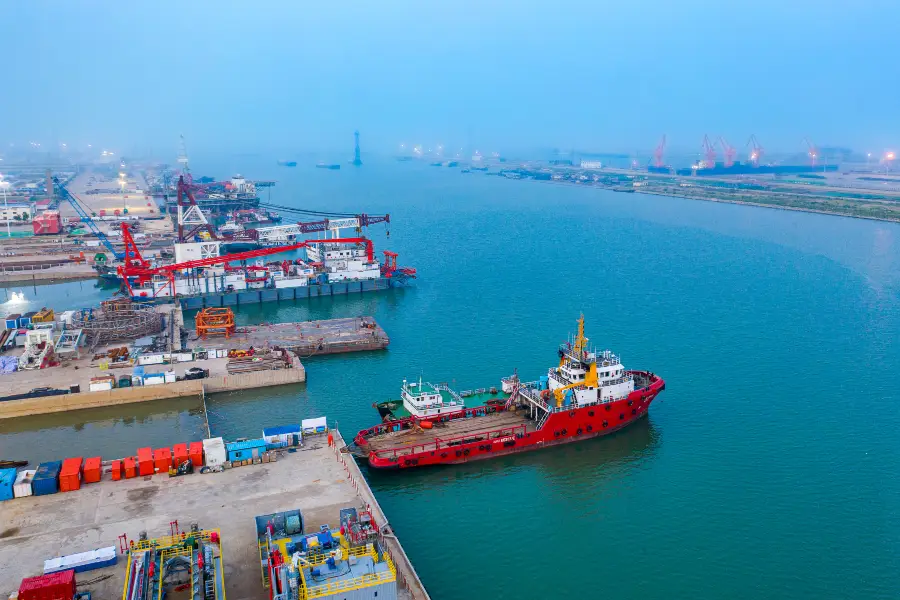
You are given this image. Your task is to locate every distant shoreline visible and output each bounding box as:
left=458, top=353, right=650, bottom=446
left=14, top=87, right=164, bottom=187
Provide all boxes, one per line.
left=516, top=176, right=900, bottom=225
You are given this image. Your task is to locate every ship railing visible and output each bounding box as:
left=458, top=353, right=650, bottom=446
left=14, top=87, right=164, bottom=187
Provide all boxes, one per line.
left=432, top=383, right=465, bottom=404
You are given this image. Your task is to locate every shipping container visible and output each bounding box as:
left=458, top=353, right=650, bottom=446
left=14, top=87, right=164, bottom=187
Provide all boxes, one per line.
left=4, top=313, right=21, bottom=329
left=153, top=447, right=172, bottom=472
left=189, top=441, right=204, bottom=468
left=137, top=447, right=153, bottom=476
left=173, top=443, right=189, bottom=467
left=202, top=437, right=227, bottom=467
left=0, top=467, right=16, bottom=501
left=263, top=424, right=301, bottom=446
left=226, top=438, right=268, bottom=462
left=138, top=353, right=165, bottom=365
left=44, top=546, right=117, bottom=574
left=18, top=312, right=36, bottom=328
left=14, top=469, right=36, bottom=498
left=83, top=457, right=102, bottom=483
left=18, top=569, right=76, bottom=600
left=302, top=416, right=328, bottom=435
left=59, top=457, right=83, bottom=492
left=110, top=460, right=122, bottom=481
left=32, top=461, right=61, bottom=496
left=123, top=457, right=137, bottom=479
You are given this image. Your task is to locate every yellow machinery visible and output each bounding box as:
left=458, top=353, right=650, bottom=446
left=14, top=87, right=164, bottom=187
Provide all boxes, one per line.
left=552, top=315, right=598, bottom=407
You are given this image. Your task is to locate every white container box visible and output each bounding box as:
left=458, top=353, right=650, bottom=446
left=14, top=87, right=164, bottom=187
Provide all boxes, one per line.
left=143, top=376, right=164, bottom=386
left=138, top=354, right=164, bottom=365
left=89, top=381, right=113, bottom=392
left=164, top=371, right=176, bottom=383
left=14, top=469, right=36, bottom=498
left=202, top=437, right=227, bottom=467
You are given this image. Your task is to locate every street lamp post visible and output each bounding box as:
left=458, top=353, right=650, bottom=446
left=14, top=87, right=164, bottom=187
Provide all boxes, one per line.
left=0, top=175, right=9, bottom=238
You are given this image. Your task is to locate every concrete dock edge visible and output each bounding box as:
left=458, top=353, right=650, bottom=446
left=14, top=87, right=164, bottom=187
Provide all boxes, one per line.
left=331, top=430, right=432, bottom=600
left=0, top=365, right=306, bottom=419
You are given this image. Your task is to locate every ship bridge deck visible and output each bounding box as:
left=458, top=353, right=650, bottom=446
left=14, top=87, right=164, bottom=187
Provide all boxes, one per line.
left=365, top=410, right=535, bottom=458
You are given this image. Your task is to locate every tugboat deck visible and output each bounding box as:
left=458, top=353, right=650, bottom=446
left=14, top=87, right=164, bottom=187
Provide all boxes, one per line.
left=366, top=410, right=534, bottom=456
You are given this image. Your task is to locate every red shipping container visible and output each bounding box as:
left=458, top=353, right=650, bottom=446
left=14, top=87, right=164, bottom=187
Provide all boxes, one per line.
left=173, top=443, right=189, bottom=468
left=137, top=447, right=153, bottom=476
left=83, top=456, right=102, bottom=483
left=59, top=457, right=83, bottom=492
left=189, top=441, right=204, bottom=468
left=19, top=568, right=76, bottom=600
left=154, top=447, right=172, bottom=472
left=111, top=459, right=123, bottom=481
left=123, top=457, right=137, bottom=479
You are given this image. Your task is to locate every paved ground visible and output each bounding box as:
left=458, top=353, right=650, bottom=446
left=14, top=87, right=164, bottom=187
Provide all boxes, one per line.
left=0, top=440, right=388, bottom=600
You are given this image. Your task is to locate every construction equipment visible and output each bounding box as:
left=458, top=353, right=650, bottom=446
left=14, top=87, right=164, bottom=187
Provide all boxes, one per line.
left=747, top=135, right=764, bottom=167
left=175, top=175, right=217, bottom=242
left=718, top=137, right=737, bottom=167
left=652, top=135, right=666, bottom=168
left=803, top=138, right=819, bottom=167
left=52, top=177, right=124, bottom=260
left=381, top=250, right=417, bottom=281
left=195, top=307, right=236, bottom=339
left=701, top=135, right=717, bottom=167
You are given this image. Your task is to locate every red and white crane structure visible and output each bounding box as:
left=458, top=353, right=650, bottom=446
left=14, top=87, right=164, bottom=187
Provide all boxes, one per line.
left=652, top=135, right=666, bottom=168
left=701, top=135, right=717, bottom=167
left=747, top=135, right=764, bottom=167
left=717, top=137, right=737, bottom=168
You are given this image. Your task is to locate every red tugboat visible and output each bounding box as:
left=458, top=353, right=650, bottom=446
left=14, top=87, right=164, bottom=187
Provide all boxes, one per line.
left=353, top=316, right=666, bottom=469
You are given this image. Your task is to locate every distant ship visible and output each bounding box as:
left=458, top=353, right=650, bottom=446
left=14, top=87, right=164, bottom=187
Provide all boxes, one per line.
left=277, top=160, right=297, bottom=167
left=316, top=163, right=341, bottom=170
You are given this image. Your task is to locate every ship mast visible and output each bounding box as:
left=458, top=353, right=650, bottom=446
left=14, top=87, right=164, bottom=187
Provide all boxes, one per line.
left=573, top=314, right=588, bottom=360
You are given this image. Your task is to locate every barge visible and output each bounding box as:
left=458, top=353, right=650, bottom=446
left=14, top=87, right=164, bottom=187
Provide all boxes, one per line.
left=353, top=316, right=665, bottom=469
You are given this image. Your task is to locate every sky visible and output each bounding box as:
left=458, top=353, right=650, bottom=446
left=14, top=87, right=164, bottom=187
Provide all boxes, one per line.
left=1, top=0, right=898, bottom=158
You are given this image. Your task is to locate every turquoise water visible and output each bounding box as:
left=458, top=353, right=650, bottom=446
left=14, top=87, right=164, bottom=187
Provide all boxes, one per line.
left=2, top=159, right=899, bottom=598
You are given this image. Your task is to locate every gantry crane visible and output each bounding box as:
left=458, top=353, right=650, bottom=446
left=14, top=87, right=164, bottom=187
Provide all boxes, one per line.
left=803, top=138, right=819, bottom=167
left=701, top=135, right=717, bottom=167
left=652, top=135, right=666, bottom=168
left=747, top=135, right=764, bottom=167
left=53, top=177, right=125, bottom=260
left=718, top=137, right=737, bottom=167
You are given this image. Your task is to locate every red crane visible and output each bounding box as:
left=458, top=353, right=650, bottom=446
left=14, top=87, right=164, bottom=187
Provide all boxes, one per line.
left=747, top=135, right=764, bottom=167
left=803, top=138, right=819, bottom=166
left=176, top=175, right=217, bottom=242
left=718, top=137, right=737, bottom=167
left=701, top=135, right=717, bottom=167
left=652, top=135, right=666, bottom=168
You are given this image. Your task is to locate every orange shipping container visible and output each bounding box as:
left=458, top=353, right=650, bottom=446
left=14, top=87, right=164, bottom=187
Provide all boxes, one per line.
left=189, top=441, right=204, bottom=468
left=59, top=457, right=83, bottom=492
left=83, top=456, right=102, bottom=483
left=123, top=457, right=137, bottom=479
left=137, top=447, right=153, bottom=476
left=173, top=443, right=189, bottom=468
left=154, top=447, right=172, bottom=472
left=111, top=460, right=123, bottom=481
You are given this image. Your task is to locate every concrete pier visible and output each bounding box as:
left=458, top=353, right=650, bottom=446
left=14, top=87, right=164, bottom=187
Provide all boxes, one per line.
left=197, top=316, right=390, bottom=357
left=0, top=431, right=429, bottom=600
left=0, top=364, right=306, bottom=419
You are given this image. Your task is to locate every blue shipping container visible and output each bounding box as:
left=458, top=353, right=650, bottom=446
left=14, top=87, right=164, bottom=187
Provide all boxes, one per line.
left=262, top=424, right=301, bottom=437
left=0, top=468, right=16, bottom=501
left=33, top=461, right=62, bottom=496
left=226, top=438, right=267, bottom=462
left=4, top=314, right=20, bottom=329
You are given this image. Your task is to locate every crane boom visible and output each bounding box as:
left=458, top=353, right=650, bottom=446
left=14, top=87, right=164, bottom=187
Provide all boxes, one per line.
left=701, top=135, right=717, bottom=166
left=53, top=177, right=124, bottom=260
left=718, top=136, right=737, bottom=167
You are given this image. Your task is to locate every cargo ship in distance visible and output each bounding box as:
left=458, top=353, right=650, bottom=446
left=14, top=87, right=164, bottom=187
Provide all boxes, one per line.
left=353, top=316, right=665, bottom=469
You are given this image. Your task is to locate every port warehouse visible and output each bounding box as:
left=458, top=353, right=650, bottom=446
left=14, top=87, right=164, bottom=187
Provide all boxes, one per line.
left=0, top=428, right=429, bottom=600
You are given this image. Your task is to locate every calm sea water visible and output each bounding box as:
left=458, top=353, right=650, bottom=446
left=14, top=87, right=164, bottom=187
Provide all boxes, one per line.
left=1, top=157, right=899, bottom=599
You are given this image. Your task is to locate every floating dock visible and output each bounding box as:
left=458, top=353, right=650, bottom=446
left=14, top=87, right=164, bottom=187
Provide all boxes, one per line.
left=198, top=317, right=389, bottom=357
left=178, top=278, right=397, bottom=310
left=0, top=431, right=430, bottom=600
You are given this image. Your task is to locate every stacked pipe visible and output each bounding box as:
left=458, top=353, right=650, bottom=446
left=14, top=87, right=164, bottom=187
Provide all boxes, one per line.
left=226, top=348, right=290, bottom=375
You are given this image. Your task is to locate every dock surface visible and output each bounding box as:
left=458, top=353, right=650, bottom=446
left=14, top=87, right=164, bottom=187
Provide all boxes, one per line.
left=0, top=433, right=427, bottom=600
left=195, top=316, right=389, bottom=357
